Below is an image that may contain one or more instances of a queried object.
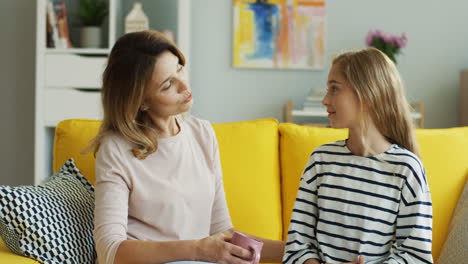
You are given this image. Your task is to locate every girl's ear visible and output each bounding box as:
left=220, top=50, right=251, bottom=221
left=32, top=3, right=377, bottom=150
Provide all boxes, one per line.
left=361, top=101, right=371, bottom=113
left=363, top=103, right=369, bottom=112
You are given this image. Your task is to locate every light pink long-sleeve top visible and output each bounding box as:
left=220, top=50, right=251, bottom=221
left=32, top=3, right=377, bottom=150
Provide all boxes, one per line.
left=93, top=116, right=233, bottom=264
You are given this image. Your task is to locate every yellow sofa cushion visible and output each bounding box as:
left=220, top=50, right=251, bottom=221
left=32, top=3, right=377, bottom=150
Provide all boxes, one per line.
left=212, top=119, right=282, bottom=240
left=54, top=118, right=283, bottom=241
left=416, top=127, right=468, bottom=259
left=54, top=119, right=101, bottom=184
left=278, top=123, right=347, bottom=241
left=279, top=124, right=468, bottom=260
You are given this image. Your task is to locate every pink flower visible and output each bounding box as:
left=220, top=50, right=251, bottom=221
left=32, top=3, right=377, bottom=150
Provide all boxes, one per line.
left=382, top=33, right=391, bottom=43
left=375, top=30, right=383, bottom=38
left=396, top=38, right=405, bottom=48
left=365, top=30, right=374, bottom=46
left=402, top=32, right=408, bottom=41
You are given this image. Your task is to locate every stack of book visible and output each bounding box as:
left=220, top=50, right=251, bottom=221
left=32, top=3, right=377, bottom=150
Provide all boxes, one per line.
left=302, top=88, right=326, bottom=112
left=46, top=0, right=72, bottom=49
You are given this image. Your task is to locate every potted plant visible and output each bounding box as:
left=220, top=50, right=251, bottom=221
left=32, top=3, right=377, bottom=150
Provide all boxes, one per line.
left=78, top=0, right=108, bottom=48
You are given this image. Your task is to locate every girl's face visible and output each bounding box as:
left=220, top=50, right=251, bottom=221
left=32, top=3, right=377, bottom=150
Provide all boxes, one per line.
left=322, top=64, right=362, bottom=129
left=143, top=51, right=192, bottom=118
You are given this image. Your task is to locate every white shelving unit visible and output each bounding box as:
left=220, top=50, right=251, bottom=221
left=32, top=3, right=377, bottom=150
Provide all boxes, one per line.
left=34, top=0, right=191, bottom=184
left=46, top=48, right=111, bottom=54
left=283, top=100, right=424, bottom=128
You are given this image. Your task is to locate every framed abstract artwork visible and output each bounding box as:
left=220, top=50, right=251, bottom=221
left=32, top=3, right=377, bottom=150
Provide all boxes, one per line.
left=233, top=0, right=326, bottom=70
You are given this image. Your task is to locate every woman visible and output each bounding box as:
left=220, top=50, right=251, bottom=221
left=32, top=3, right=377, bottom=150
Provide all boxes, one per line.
left=90, top=31, right=285, bottom=264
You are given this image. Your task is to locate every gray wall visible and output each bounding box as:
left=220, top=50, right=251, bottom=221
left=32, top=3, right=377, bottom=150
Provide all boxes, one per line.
left=189, top=0, right=468, bottom=127
left=0, top=1, right=36, bottom=185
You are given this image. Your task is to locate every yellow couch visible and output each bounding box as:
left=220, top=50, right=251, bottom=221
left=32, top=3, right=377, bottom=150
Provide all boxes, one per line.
left=1, top=119, right=467, bottom=263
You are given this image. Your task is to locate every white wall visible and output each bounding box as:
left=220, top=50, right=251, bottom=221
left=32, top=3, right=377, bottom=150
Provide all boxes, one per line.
left=189, top=0, right=468, bottom=127
left=0, top=1, right=36, bottom=185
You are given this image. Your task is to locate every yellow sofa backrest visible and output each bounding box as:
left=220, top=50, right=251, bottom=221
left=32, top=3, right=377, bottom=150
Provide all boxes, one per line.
left=54, top=118, right=283, bottom=242
left=212, top=119, right=282, bottom=240
left=54, top=119, right=101, bottom=184
left=278, top=123, right=468, bottom=260
left=54, top=119, right=468, bottom=260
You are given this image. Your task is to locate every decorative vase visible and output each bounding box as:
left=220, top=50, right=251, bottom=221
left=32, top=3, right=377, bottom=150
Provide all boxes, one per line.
left=125, top=2, right=149, bottom=33
left=80, top=26, right=101, bottom=48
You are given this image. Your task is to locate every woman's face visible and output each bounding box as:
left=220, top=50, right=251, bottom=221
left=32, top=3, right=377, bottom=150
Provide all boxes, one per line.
left=143, top=51, right=192, bottom=118
left=322, top=64, right=362, bottom=129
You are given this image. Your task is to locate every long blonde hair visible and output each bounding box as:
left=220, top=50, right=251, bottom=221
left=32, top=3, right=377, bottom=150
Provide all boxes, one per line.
left=87, top=30, right=186, bottom=159
left=332, top=48, right=419, bottom=156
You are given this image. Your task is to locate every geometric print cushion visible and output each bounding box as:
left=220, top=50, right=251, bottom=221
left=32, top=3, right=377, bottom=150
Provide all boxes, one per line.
left=0, top=159, right=96, bottom=263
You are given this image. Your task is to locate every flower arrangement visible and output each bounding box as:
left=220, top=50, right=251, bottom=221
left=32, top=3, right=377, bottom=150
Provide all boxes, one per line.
left=366, top=30, right=408, bottom=63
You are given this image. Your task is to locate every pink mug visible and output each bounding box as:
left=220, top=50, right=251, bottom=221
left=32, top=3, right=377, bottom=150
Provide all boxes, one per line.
left=231, top=231, right=263, bottom=264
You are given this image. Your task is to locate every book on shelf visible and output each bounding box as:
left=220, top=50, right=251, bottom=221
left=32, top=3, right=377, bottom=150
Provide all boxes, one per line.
left=302, top=106, right=326, bottom=112
left=308, top=87, right=326, bottom=97
left=303, top=101, right=322, bottom=106
left=305, top=96, right=324, bottom=101
left=46, top=7, right=54, bottom=48
left=46, top=0, right=72, bottom=49
left=46, top=1, right=59, bottom=48
left=302, top=96, right=323, bottom=111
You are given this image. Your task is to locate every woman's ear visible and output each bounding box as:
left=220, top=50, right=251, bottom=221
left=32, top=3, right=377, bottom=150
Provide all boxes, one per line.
left=141, top=105, right=149, bottom=111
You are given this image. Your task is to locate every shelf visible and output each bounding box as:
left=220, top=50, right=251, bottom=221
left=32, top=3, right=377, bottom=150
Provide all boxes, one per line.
left=45, top=120, right=64, bottom=128
left=46, top=48, right=110, bottom=55
left=292, top=109, right=328, bottom=117
left=293, top=109, right=422, bottom=119
left=284, top=100, right=425, bottom=128
left=35, top=0, right=192, bottom=184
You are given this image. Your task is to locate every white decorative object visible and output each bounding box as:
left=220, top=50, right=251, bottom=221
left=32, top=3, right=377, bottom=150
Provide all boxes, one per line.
left=162, top=29, right=175, bottom=43
left=80, top=26, right=101, bottom=48
left=125, top=2, right=149, bottom=33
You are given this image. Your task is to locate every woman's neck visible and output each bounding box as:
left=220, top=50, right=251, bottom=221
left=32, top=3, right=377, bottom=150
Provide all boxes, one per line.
left=347, top=121, right=391, bottom=157
left=151, top=115, right=180, bottom=138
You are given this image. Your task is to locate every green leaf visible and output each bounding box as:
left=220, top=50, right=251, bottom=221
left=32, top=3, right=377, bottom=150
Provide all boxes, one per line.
left=78, top=0, right=108, bottom=26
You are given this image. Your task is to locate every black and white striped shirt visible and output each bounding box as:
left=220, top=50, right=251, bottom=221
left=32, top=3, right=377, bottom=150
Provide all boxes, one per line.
left=283, top=140, right=433, bottom=264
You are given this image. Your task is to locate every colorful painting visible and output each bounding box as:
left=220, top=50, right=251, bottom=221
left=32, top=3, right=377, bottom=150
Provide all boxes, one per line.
left=233, top=0, right=326, bottom=70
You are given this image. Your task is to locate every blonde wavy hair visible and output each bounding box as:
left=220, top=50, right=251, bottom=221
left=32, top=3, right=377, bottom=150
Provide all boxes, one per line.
left=86, top=30, right=185, bottom=160
left=332, top=48, right=419, bottom=156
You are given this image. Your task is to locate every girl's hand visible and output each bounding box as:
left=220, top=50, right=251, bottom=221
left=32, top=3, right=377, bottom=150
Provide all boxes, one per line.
left=196, top=231, right=253, bottom=264
left=304, top=259, right=321, bottom=264
left=326, top=255, right=365, bottom=264
left=351, top=256, right=365, bottom=264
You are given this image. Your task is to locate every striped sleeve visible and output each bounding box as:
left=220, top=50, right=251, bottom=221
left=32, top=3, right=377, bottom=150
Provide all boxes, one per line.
left=283, top=154, right=321, bottom=264
left=385, top=166, right=433, bottom=264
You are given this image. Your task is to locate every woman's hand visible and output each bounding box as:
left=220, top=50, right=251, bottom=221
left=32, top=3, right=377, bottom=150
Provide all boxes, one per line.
left=196, top=231, right=253, bottom=264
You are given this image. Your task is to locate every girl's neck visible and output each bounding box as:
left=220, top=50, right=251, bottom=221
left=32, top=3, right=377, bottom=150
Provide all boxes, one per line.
left=347, top=121, right=391, bottom=157
left=151, top=115, right=180, bottom=138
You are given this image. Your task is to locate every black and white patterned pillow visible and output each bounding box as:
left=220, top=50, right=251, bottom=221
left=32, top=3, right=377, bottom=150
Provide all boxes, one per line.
left=0, top=158, right=96, bottom=263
